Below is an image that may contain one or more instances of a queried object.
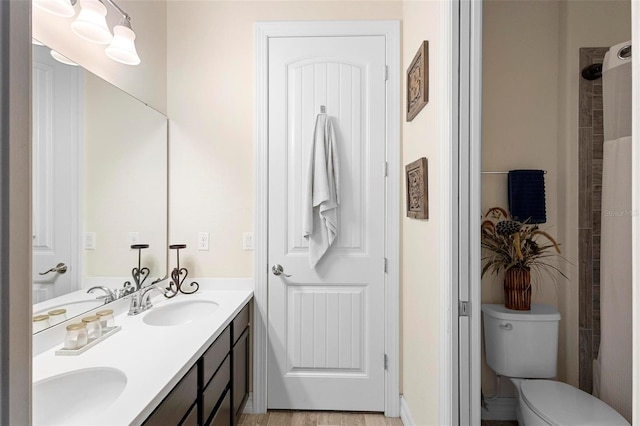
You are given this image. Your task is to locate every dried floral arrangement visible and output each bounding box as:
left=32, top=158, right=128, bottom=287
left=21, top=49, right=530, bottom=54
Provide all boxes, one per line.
left=481, top=207, right=566, bottom=281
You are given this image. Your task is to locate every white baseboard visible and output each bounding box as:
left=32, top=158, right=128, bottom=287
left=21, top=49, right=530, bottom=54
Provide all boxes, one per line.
left=400, top=395, right=415, bottom=426
left=481, top=397, right=517, bottom=421
left=242, top=393, right=254, bottom=414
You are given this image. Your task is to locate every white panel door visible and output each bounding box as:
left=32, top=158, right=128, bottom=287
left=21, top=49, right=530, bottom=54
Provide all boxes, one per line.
left=267, top=36, right=387, bottom=411
left=32, top=46, right=81, bottom=303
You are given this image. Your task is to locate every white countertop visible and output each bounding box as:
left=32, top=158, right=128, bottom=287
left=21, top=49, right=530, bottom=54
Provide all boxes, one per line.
left=32, top=287, right=253, bottom=426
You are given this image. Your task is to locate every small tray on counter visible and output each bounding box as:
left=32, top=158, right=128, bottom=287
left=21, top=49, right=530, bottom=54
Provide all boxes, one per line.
left=55, top=326, right=122, bottom=356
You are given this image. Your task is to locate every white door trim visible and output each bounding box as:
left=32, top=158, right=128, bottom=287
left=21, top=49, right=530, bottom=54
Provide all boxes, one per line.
left=254, top=20, right=401, bottom=416
left=441, top=0, right=458, bottom=424
left=632, top=0, right=640, bottom=421
left=451, top=0, right=482, bottom=424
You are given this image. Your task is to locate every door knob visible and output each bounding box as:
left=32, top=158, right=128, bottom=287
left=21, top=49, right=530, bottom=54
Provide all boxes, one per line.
left=39, top=262, right=68, bottom=275
left=271, top=264, right=291, bottom=277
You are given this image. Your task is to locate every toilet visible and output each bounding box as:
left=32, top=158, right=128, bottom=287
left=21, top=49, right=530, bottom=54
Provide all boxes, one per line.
left=481, top=303, right=629, bottom=426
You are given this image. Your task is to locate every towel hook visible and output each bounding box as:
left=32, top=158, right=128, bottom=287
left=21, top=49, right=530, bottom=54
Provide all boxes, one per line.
left=320, top=105, right=326, bottom=114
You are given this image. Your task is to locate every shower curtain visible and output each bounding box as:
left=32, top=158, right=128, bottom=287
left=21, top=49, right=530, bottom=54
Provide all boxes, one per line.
left=594, top=40, right=632, bottom=423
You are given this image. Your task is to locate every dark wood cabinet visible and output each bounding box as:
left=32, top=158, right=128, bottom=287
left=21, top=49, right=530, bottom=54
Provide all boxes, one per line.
left=144, top=364, right=198, bottom=426
left=203, top=356, right=230, bottom=424
left=232, top=328, right=249, bottom=423
left=231, top=303, right=251, bottom=425
left=144, top=300, right=251, bottom=426
left=208, top=390, right=231, bottom=426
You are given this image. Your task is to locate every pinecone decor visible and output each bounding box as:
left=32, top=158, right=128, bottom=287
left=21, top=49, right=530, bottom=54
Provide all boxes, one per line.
left=496, top=220, right=521, bottom=236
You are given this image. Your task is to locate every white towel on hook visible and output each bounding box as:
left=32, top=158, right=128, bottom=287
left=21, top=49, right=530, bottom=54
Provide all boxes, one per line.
left=303, top=114, right=340, bottom=268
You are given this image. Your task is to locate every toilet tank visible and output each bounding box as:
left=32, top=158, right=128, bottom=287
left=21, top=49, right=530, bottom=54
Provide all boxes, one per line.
left=482, top=303, right=561, bottom=378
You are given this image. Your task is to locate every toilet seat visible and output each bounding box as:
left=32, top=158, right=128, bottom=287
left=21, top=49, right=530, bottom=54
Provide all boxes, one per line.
left=520, top=380, right=629, bottom=426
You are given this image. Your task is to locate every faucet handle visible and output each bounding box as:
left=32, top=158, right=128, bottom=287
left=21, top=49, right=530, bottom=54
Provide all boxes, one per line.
left=87, top=286, right=116, bottom=303
left=141, top=286, right=166, bottom=309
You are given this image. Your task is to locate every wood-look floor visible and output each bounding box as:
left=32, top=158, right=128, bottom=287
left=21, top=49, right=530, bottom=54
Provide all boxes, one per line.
left=239, top=411, right=404, bottom=426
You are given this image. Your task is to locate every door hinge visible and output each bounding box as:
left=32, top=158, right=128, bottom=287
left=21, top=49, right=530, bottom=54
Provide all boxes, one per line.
left=383, top=161, right=388, bottom=177
left=458, top=301, right=470, bottom=317
left=384, top=257, right=388, bottom=273
left=384, top=65, right=389, bottom=81
left=384, top=354, right=388, bottom=370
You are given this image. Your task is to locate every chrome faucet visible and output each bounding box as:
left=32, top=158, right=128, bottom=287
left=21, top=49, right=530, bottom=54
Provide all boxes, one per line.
left=128, top=285, right=166, bottom=316
left=87, top=286, right=117, bottom=303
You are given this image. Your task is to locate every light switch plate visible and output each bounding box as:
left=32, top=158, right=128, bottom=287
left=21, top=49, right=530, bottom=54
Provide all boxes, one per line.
left=198, top=232, right=209, bottom=251
left=84, top=232, right=96, bottom=250
left=242, top=232, right=254, bottom=250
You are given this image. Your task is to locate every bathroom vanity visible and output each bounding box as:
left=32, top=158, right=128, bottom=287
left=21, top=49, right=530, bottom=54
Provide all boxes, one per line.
left=32, top=287, right=253, bottom=426
left=144, top=301, right=250, bottom=426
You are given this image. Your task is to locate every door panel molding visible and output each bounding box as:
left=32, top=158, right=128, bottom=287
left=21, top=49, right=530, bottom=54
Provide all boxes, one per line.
left=254, top=20, right=400, bottom=416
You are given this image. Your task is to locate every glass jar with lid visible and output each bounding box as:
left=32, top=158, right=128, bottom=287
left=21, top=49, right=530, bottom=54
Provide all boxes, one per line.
left=47, top=309, right=67, bottom=326
left=81, top=315, right=103, bottom=340
left=96, top=309, right=115, bottom=329
left=64, top=323, right=88, bottom=350
left=32, top=314, right=50, bottom=333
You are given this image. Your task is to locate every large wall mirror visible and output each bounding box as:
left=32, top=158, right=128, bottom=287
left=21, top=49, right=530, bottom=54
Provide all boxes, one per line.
left=31, top=41, right=168, bottom=333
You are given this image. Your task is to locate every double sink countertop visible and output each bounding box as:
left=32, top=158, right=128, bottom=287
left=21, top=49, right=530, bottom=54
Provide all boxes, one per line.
left=32, top=283, right=253, bottom=426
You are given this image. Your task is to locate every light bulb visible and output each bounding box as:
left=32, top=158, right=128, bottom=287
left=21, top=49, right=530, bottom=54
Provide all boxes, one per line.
left=105, top=20, right=140, bottom=65
left=33, top=0, right=75, bottom=18
left=71, top=0, right=112, bottom=45
left=50, top=50, right=79, bottom=66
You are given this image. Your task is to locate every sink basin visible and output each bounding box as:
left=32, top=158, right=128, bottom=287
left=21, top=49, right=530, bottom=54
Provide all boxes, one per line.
left=33, top=368, right=127, bottom=425
left=143, top=300, right=219, bottom=326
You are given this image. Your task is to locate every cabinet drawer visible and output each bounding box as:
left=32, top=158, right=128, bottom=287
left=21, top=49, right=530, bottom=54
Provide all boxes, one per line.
left=232, top=303, right=250, bottom=344
left=144, top=364, right=198, bottom=426
left=232, top=328, right=249, bottom=423
left=208, top=390, right=231, bottom=426
left=180, top=403, right=198, bottom=426
left=203, top=356, right=231, bottom=424
left=203, top=326, right=231, bottom=386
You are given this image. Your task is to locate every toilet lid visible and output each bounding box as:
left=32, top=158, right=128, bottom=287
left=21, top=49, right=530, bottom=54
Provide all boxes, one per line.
left=520, top=380, right=629, bottom=426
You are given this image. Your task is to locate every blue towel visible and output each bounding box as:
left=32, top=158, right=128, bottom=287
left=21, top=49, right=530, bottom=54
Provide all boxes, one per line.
left=508, top=170, right=546, bottom=224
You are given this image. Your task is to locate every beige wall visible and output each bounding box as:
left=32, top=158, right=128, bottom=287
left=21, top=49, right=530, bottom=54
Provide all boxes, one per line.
left=482, top=0, right=630, bottom=397
left=401, top=1, right=443, bottom=424
left=166, top=1, right=402, bottom=277
left=32, top=0, right=167, bottom=114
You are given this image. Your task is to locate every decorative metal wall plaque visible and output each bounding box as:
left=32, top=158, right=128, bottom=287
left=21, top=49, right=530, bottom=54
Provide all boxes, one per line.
left=407, top=41, right=429, bottom=122
left=406, top=157, right=428, bottom=219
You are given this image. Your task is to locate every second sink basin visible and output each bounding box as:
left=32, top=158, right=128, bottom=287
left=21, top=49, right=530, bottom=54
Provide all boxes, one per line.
left=33, top=367, right=127, bottom=425
left=143, top=299, right=220, bottom=326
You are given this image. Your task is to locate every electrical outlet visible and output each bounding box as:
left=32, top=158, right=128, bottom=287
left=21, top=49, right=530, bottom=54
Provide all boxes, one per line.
left=129, top=232, right=140, bottom=246
left=198, top=232, right=209, bottom=251
left=242, top=232, right=254, bottom=250
left=84, top=232, right=96, bottom=250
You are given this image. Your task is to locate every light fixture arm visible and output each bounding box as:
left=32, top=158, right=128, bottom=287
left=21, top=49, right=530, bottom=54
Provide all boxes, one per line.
left=101, top=0, right=130, bottom=23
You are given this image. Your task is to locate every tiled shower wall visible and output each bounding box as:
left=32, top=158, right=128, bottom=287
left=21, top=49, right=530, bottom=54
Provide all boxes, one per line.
left=578, top=47, right=608, bottom=393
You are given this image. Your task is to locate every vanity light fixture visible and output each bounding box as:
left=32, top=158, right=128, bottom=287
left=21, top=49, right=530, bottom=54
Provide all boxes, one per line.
left=71, top=0, right=113, bottom=45
left=39, top=0, right=141, bottom=65
left=105, top=16, right=141, bottom=65
left=50, top=50, right=80, bottom=66
left=33, top=0, right=75, bottom=18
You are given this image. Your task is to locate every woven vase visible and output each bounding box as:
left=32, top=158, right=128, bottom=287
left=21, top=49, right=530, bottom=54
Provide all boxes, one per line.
left=503, top=267, right=531, bottom=310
